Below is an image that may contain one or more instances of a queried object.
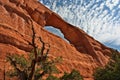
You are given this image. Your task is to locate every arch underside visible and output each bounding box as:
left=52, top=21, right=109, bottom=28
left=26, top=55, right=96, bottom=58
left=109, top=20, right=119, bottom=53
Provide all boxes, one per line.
left=45, top=12, right=95, bottom=54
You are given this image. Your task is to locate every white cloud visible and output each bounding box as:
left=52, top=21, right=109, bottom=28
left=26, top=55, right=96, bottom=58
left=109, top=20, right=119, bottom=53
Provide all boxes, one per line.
left=112, top=0, right=119, bottom=6
left=39, top=0, right=120, bottom=50
left=105, top=0, right=119, bottom=10
left=118, top=4, right=120, bottom=8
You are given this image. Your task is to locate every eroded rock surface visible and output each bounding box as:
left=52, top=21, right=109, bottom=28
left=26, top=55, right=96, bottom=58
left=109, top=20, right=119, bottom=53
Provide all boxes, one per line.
left=0, top=0, right=113, bottom=80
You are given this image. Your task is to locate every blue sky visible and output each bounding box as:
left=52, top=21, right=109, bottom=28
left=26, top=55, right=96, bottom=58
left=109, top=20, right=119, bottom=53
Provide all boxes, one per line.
left=39, top=0, right=120, bottom=51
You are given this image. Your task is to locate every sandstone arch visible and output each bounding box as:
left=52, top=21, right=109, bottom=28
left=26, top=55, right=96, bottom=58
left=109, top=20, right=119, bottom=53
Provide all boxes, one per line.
left=45, top=12, right=96, bottom=54
left=44, top=12, right=112, bottom=64
left=24, top=0, right=112, bottom=64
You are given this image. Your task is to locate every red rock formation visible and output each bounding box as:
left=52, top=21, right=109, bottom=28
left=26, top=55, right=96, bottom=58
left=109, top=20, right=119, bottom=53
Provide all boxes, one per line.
left=0, top=0, right=113, bottom=80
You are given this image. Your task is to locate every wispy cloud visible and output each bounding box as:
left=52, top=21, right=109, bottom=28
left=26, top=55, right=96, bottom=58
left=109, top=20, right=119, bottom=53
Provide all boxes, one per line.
left=39, top=0, right=120, bottom=51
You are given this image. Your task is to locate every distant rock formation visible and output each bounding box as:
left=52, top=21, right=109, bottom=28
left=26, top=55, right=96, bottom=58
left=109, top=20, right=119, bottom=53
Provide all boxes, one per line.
left=0, top=0, right=113, bottom=80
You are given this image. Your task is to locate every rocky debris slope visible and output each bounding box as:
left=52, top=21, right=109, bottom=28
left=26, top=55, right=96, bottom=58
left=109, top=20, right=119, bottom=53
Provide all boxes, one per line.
left=0, top=0, right=113, bottom=80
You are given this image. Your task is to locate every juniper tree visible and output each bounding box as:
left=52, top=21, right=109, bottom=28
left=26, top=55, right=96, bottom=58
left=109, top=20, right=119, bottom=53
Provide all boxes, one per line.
left=6, top=24, right=60, bottom=80
left=6, top=24, right=83, bottom=80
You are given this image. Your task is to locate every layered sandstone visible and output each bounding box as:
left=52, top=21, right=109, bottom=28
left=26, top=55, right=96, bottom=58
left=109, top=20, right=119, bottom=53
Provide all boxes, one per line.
left=0, top=0, right=113, bottom=80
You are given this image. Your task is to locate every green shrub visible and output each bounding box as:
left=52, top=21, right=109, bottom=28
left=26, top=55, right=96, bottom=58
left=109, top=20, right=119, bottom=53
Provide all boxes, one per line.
left=46, top=75, right=60, bottom=80
left=61, top=69, right=83, bottom=80
left=94, top=50, right=120, bottom=80
left=6, top=50, right=61, bottom=80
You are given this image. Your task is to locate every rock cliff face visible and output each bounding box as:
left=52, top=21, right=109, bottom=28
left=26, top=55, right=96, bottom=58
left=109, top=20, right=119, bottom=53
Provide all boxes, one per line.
left=0, top=0, right=113, bottom=80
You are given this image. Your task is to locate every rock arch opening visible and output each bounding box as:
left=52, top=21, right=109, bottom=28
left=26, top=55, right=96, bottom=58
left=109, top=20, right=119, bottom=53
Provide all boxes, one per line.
left=45, top=12, right=94, bottom=54
left=44, top=26, right=69, bottom=43
left=44, top=12, right=108, bottom=56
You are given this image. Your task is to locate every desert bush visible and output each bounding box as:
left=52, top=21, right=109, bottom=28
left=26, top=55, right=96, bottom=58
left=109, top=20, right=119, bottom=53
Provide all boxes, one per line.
left=61, top=69, right=83, bottom=80
left=94, top=50, right=120, bottom=80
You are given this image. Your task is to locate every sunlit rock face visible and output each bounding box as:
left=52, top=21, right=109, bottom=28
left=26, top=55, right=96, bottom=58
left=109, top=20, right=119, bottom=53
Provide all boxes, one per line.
left=39, top=0, right=120, bottom=51
left=0, top=0, right=116, bottom=80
